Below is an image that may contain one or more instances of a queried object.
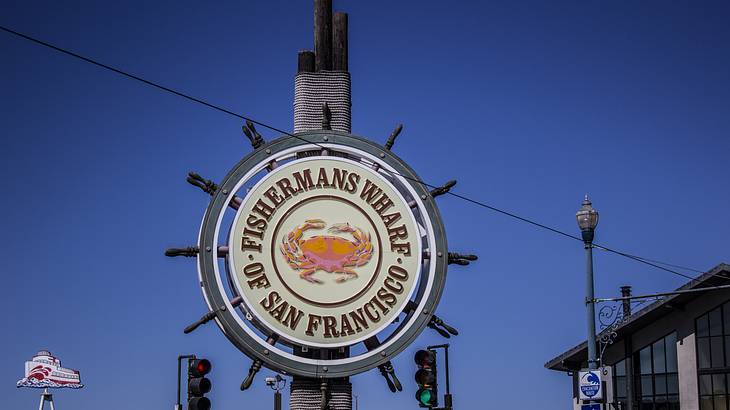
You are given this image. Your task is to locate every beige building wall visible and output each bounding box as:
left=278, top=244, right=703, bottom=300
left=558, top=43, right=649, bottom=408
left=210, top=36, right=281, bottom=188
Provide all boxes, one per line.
left=678, top=332, right=698, bottom=410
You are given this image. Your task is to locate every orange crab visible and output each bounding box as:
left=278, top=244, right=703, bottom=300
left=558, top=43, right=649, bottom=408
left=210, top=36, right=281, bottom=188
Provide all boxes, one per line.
left=280, top=219, right=373, bottom=283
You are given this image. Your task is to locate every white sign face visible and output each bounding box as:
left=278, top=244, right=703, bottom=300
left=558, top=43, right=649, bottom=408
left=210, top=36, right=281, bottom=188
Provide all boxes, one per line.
left=229, top=157, right=422, bottom=347
left=578, top=370, right=603, bottom=401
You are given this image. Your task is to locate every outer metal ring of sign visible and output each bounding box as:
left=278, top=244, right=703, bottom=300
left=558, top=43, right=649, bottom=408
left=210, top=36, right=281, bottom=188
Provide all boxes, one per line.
left=197, top=131, right=448, bottom=378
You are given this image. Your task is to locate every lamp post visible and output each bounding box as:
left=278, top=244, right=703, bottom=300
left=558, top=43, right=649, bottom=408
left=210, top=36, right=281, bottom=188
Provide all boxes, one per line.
left=265, top=375, right=286, bottom=410
left=576, top=195, right=600, bottom=370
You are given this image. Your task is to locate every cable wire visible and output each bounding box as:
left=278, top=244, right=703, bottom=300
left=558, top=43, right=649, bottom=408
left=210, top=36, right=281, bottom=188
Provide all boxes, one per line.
left=1, top=24, right=709, bottom=283
left=0, top=25, right=291, bottom=138
left=593, top=245, right=697, bottom=281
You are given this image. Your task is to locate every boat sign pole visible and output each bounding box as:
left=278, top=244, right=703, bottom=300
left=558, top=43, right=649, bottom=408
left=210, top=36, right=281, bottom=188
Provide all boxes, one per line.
left=38, top=388, right=55, bottom=410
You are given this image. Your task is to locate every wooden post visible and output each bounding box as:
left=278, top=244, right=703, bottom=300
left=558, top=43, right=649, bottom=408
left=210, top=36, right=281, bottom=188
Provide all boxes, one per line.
left=298, top=50, right=315, bottom=73
left=314, top=0, right=332, bottom=71
left=292, top=4, right=354, bottom=407
left=333, top=12, right=348, bottom=71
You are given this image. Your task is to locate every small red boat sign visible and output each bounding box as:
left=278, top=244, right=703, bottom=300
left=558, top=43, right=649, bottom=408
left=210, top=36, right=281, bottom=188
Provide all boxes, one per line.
left=16, top=351, right=83, bottom=389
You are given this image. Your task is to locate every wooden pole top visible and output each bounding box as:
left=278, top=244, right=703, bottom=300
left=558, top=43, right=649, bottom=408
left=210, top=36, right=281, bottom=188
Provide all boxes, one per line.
left=333, top=12, right=348, bottom=71
left=314, top=0, right=333, bottom=71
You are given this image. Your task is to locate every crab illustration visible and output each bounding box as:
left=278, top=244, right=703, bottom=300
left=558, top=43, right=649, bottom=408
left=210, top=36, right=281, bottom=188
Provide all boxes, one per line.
left=280, top=219, right=373, bottom=283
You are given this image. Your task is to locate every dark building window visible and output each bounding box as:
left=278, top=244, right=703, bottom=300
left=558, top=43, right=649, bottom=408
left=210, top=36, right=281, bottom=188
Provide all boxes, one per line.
left=614, top=358, right=629, bottom=409
left=634, top=332, right=679, bottom=410
left=696, top=301, right=730, bottom=410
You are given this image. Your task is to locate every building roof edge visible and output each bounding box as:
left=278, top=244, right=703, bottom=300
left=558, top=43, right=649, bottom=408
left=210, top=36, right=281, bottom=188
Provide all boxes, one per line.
left=545, top=262, right=730, bottom=372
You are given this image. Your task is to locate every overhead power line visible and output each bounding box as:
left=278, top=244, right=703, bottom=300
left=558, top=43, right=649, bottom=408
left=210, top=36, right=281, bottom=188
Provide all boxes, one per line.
left=0, top=25, right=289, bottom=137
left=596, top=250, right=705, bottom=273
left=0, top=24, right=709, bottom=284
left=594, top=245, right=697, bottom=281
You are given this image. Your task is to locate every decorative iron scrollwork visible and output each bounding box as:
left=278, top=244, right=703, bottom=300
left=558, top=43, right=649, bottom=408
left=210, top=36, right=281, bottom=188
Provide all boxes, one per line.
left=597, top=299, right=652, bottom=366
left=598, top=304, right=623, bottom=330
left=598, top=308, right=626, bottom=366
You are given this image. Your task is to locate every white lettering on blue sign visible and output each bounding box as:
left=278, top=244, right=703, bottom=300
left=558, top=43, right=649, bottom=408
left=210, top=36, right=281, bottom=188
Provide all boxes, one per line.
left=578, top=370, right=603, bottom=401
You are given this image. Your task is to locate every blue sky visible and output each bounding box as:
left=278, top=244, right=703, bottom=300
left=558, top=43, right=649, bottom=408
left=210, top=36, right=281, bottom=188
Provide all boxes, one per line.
left=2, top=1, right=729, bottom=409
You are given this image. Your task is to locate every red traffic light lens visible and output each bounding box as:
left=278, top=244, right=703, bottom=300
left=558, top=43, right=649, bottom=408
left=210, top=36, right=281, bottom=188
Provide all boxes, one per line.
left=197, top=360, right=210, bottom=374
left=190, top=359, right=211, bottom=377
left=414, top=350, right=435, bottom=367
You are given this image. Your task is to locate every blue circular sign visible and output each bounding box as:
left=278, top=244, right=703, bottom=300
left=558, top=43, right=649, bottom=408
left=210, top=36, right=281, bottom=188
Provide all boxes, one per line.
left=580, top=371, right=601, bottom=398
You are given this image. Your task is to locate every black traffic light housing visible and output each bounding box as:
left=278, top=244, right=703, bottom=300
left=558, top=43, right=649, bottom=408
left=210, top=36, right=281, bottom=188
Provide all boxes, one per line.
left=414, top=349, right=438, bottom=408
left=188, top=358, right=212, bottom=410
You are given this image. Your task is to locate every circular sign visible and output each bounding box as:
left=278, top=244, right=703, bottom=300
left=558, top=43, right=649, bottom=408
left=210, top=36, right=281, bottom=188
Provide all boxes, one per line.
left=579, top=371, right=602, bottom=400
left=195, top=131, right=449, bottom=378
left=229, top=157, right=421, bottom=347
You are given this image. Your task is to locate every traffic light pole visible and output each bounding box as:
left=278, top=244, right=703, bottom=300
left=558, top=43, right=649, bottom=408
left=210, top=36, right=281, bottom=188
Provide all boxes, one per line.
left=175, top=355, right=195, bottom=410
left=427, top=344, right=453, bottom=410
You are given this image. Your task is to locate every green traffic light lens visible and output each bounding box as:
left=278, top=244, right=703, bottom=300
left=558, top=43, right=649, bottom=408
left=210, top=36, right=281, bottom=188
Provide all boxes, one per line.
left=417, top=389, right=433, bottom=405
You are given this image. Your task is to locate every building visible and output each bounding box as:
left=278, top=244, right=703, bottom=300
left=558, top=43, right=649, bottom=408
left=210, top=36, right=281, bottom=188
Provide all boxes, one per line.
left=545, top=263, right=730, bottom=410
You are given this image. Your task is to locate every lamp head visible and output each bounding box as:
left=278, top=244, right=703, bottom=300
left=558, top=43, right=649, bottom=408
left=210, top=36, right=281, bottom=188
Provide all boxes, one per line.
left=576, top=194, right=599, bottom=241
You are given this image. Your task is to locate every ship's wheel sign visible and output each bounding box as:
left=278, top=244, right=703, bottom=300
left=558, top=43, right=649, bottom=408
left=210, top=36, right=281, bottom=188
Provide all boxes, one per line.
left=170, top=129, right=476, bottom=383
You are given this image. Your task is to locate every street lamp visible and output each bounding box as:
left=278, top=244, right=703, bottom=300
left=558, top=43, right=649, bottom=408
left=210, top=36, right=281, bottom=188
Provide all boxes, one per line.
left=576, top=195, right=599, bottom=370
left=576, top=195, right=599, bottom=242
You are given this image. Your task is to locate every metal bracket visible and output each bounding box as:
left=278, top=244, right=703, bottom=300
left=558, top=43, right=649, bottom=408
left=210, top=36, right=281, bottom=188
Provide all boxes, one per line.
left=242, top=120, right=265, bottom=149
left=187, top=172, right=218, bottom=195
left=165, top=246, right=199, bottom=257
left=165, top=246, right=228, bottom=258
left=384, top=124, right=403, bottom=150
left=427, top=316, right=459, bottom=338
left=241, top=334, right=279, bottom=390
left=186, top=171, right=242, bottom=209
left=430, top=180, right=456, bottom=198
left=184, top=296, right=243, bottom=334
left=241, top=359, right=263, bottom=390
left=404, top=301, right=458, bottom=338
left=378, top=361, right=402, bottom=392
left=447, top=252, right=478, bottom=266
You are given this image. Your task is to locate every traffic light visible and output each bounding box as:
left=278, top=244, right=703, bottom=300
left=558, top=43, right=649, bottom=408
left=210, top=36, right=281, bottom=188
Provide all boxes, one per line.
left=188, top=358, right=212, bottom=410
left=414, top=349, right=438, bottom=408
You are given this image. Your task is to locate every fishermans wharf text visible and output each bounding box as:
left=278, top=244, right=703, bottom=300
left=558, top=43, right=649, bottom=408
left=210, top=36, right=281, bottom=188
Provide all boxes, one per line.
left=240, top=166, right=412, bottom=257
left=237, top=165, right=416, bottom=340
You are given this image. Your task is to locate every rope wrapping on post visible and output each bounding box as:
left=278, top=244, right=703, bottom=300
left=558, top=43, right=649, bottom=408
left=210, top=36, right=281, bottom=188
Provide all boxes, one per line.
left=290, top=378, right=352, bottom=410
left=294, top=71, right=352, bottom=133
